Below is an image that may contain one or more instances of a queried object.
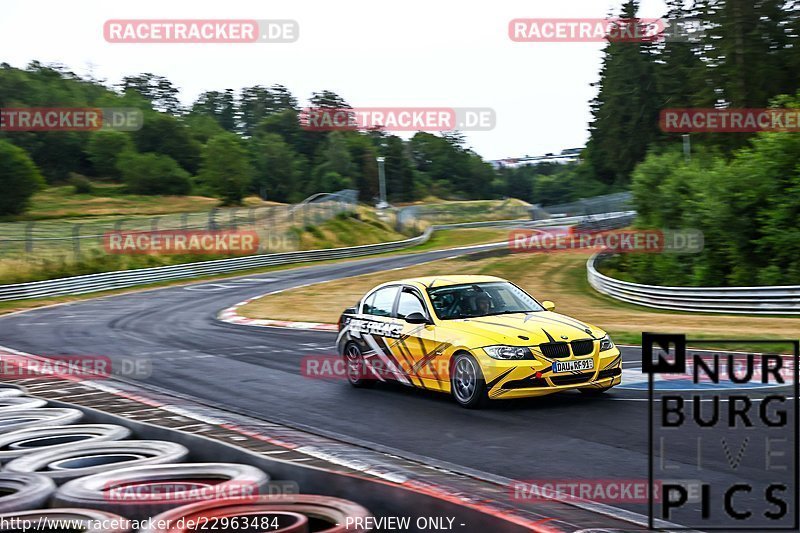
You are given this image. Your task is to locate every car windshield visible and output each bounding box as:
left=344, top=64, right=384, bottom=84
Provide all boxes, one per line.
left=427, top=282, right=543, bottom=320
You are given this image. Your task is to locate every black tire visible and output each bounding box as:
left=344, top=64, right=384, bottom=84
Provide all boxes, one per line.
left=0, top=509, right=132, bottom=532
left=0, top=424, right=132, bottom=464
left=0, top=397, right=47, bottom=412
left=54, top=462, right=271, bottom=521
left=343, top=343, right=375, bottom=388
left=0, top=473, right=55, bottom=512
left=0, top=409, right=83, bottom=434
left=450, top=353, right=487, bottom=409
left=3, top=440, right=189, bottom=484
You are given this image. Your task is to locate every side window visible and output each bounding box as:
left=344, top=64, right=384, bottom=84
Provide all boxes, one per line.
left=365, top=287, right=399, bottom=317
left=360, top=292, right=377, bottom=315
left=396, top=289, right=427, bottom=319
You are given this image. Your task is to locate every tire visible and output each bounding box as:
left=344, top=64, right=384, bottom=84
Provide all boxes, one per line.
left=0, top=408, right=83, bottom=434
left=343, top=343, right=374, bottom=388
left=450, top=353, right=487, bottom=408
left=0, top=424, right=132, bottom=464
left=0, top=509, right=132, bottom=532
left=3, top=440, right=189, bottom=484
left=54, top=462, right=270, bottom=520
left=139, top=494, right=373, bottom=533
left=0, top=386, right=25, bottom=398
left=0, top=473, right=55, bottom=512
left=0, top=397, right=48, bottom=412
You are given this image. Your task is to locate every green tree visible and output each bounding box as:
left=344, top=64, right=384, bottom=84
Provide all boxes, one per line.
left=120, top=73, right=182, bottom=114
left=86, top=131, right=134, bottom=180
left=191, top=90, right=237, bottom=131
left=239, top=84, right=297, bottom=136
left=249, top=132, right=307, bottom=202
left=132, top=113, right=201, bottom=174
left=0, top=140, right=44, bottom=215
left=118, top=152, right=191, bottom=195
left=383, top=135, right=415, bottom=202
left=585, top=0, right=661, bottom=186
left=198, top=133, right=254, bottom=205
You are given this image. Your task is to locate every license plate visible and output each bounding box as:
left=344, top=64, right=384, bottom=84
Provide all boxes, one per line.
left=552, top=359, right=595, bottom=373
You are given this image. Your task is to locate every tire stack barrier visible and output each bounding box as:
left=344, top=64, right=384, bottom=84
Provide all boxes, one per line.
left=0, top=394, right=379, bottom=532
left=0, top=424, right=131, bottom=463
left=0, top=408, right=84, bottom=433
left=0, top=386, right=25, bottom=398
left=53, top=463, right=272, bottom=520
left=0, top=396, right=48, bottom=412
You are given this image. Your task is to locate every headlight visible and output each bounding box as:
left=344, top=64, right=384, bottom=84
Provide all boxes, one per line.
left=483, top=346, right=533, bottom=360
left=600, top=335, right=615, bottom=351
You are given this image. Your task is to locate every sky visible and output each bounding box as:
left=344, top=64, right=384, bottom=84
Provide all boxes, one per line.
left=1, top=0, right=670, bottom=160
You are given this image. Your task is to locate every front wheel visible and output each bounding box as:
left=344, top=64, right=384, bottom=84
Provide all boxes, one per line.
left=450, top=353, right=487, bottom=408
left=344, top=343, right=374, bottom=388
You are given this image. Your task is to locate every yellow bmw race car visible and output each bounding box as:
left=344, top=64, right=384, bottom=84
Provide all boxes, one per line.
left=336, top=275, right=622, bottom=408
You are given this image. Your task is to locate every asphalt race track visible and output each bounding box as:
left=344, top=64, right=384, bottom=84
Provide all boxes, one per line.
left=0, top=242, right=796, bottom=527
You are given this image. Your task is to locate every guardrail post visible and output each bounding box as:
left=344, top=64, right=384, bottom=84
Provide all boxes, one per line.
left=230, top=209, right=238, bottom=230
left=208, top=208, right=218, bottom=230
left=181, top=213, right=188, bottom=230
left=151, top=217, right=160, bottom=232
left=249, top=208, right=256, bottom=227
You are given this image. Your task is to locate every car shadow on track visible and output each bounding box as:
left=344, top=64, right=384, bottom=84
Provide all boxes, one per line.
left=358, top=380, right=621, bottom=411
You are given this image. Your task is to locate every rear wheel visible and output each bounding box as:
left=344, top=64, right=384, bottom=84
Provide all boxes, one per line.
left=450, top=353, right=487, bottom=408
left=344, top=343, right=374, bottom=388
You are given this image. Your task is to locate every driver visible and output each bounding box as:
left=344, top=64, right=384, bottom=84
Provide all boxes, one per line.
left=473, top=292, right=492, bottom=316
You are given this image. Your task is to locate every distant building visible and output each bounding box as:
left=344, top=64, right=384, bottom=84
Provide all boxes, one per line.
left=490, top=148, right=583, bottom=169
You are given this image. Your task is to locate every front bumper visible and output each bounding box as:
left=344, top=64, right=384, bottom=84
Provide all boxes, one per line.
left=477, top=346, right=622, bottom=400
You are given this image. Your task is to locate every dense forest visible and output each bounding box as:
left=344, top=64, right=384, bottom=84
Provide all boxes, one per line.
left=594, top=0, right=800, bottom=286
left=0, top=66, right=501, bottom=213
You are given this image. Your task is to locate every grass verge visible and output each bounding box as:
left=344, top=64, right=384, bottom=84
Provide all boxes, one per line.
left=0, top=227, right=510, bottom=316
left=238, top=249, right=800, bottom=350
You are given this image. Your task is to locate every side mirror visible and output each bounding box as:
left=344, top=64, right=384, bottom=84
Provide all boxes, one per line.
left=405, top=312, right=430, bottom=324
left=541, top=300, right=556, bottom=312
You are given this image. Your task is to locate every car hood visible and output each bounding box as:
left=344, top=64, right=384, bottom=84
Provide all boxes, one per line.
left=440, top=311, right=606, bottom=346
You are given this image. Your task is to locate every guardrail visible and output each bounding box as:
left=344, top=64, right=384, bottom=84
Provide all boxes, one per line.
left=587, top=253, right=800, bottom=315
left=0, top=212, right=634, bottom=302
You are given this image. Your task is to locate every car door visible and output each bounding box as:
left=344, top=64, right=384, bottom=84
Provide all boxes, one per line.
left=355, top=285, right=411, bottom=385
left=392, top=285, right=447, bottom=391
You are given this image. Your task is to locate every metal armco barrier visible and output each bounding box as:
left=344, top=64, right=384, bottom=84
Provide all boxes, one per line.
left=0, top=213, right=633, bottom=302
left=0, top=231, right=431, bottom=302
left=588, top=253, right=800, bottom=315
